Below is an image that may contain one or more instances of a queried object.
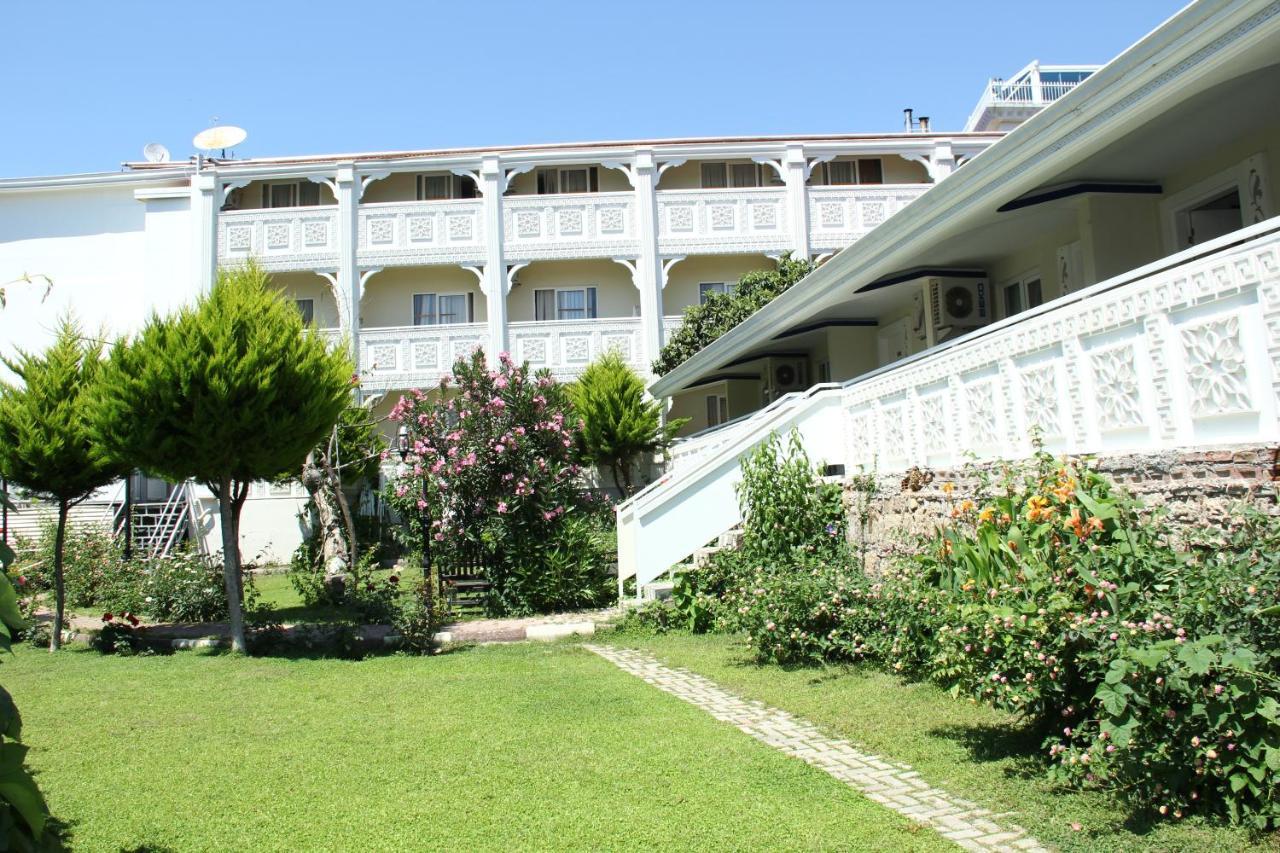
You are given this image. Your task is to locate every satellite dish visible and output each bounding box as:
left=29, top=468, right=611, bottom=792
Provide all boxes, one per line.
left=142, top=143, right=171, bottom=163
left=192, top=125, right=247, bottom=153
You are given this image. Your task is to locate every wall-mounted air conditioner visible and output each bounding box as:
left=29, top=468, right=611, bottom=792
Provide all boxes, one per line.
left=919, top=277, right=989, bottom=347
left=761, top=356, right=808, bottom=404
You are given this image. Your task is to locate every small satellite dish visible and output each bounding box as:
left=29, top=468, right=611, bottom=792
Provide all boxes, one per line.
left=142, top=142, right=171, bottom=163
left=192, top=125, right=247, bottom=154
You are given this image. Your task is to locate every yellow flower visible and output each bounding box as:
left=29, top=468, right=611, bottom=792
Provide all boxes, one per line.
left=942, top=482, right=955, bottom=496
left=978, top=506, right=996, bottom=524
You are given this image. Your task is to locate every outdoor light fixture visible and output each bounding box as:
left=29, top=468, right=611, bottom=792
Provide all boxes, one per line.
left=396, top=424, right=410, bottom=462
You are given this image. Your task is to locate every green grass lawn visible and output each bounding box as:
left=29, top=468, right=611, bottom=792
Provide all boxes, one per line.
left=602, top=631, right=1279, bottom=853
left=6, top=642, right=948, bottom=852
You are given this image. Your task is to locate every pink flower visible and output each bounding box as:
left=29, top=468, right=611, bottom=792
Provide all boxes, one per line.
left=495, top=375, right=509, bottom=389
left=434, top=532, right=445, bottom=541
left=417, top=499, right=428, bottom=510
left=497, top=502, right=509, bottom=514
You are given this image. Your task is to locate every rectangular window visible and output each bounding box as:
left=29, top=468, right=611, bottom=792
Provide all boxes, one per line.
left=263, top=181, right=322, bottom=208
left=827, top=161, right=856, bottom=185
left=536, top=167, right=598, bottom=195
left=560, top=168, right=589, bottom=194
left=858, top=159, right=884, bottom=184
left=698, top=282, right=734, bottom=304
left=418, top=175, right=451, bottom=200
left=730, top=163, right=759, bottom=188
left=295, top=298, right=315, bottom=325
left=705, top=395, right=729, bottom=427
left=413, top=293, right=437, bottom=326
left=534, top=288, right=597, bottom=321
left=1002, top=271, right=1043, bottom=318
left=700, top=163, right=728, bottom=189
left=414, top=293, right=473, bottom=325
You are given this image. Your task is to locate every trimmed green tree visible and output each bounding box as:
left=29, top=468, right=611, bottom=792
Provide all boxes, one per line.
left=0, top=318, right=128, bottom=651
left=568, top=351, right=687, bottom=495
left=93, top=262, right=352, bottom=652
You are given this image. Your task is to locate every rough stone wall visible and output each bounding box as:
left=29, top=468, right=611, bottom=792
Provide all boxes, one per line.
left=846, top=444, right=1280, bottom=572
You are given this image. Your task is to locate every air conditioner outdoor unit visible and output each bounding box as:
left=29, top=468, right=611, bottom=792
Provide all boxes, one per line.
left=762, top=357, right=808, bottom=403
left=923, top=277, right=989, bottom=346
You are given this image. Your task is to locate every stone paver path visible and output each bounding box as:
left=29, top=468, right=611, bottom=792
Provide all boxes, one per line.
left=586, top=644, right=1047, bottom=853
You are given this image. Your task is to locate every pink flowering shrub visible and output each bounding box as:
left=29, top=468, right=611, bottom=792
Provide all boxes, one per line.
left=386, top=349, right=614, bottom=615
left=700, top=450, right=1280, bottom=828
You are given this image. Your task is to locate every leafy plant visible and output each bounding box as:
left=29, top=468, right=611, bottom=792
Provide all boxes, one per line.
left=386, top=349, right=615, bottom=616
left=652, top=254, right=813, bottom=376
left=568, top=351, right=687, bottom=495
left=91, top=261, right=353, bottom=652
left=0, top=317, right=130, bottom=651
left=737, top=430, right=847, bottom=566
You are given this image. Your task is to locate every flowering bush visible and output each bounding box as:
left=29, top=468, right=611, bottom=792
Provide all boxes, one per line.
left=686, top=448, right=1280, bottom=828
left=140, top=549, right=230, bottom=623
left=386, top=349, right=615, bottom=616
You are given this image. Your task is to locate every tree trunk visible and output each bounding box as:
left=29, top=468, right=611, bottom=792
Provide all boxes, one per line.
left=217, top=476, right=248, bottom=654
left=322, top=453, right=358, bottom=570
left=300, top=451, right=350, bottom=598
left=49, top=499, right=67, bottom=652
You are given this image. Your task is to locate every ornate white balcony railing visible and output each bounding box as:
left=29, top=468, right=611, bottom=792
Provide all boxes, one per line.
left=357, top=322, right=488, bottom=393
left=656, top=188, right=790, bottom=256
left=807, top=185, right=930, bottom=253
left=358, top=200, right=486, bottom=267
left=503, top=192, right=637, bottom=261
left=509, top=317, right=648, bottom=380
left=617, top=219, right=1280, bottom=593
left=218, top=206, right=340, bottom=271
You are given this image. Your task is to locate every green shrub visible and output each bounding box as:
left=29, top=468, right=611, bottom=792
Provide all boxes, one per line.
left=141, top=550, right=229, bottom=623
left=738, top=430, right=848, bottom=567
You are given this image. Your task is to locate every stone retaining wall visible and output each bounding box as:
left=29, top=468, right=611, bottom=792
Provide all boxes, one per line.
left=846, top=444, right=1280, bottom=572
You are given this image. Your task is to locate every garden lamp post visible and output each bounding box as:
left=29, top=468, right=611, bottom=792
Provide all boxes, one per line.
left=396, top=424, right=434, bottom=599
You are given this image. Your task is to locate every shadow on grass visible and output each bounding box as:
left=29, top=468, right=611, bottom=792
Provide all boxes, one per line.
left=927, top=721, right=1044, bottom=776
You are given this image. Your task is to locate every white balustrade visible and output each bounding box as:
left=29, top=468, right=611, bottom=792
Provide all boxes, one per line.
left=509, top=317, right=647, bottom=380
left=358, top=322, right=488, bottom=393
left=503, top=192, right=637, bottom=261
left=656, top=188, right=790, bottom=255
left=358, top=200, right=486, bottom=267
left=617, top=220, right=1280, bottom=594
left=807, top=185, right=930, bottom=253
left=218, top=206, right=340, bottom=270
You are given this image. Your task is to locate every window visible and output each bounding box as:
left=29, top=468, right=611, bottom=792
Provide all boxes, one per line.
left=534, top=287, right=598, bottom=321
left=1178, top=189, right=1242, bottom=248
left=536, top=167, right=599, bottom=195
left=295, top=298, right=315, bottom=325
left=816, top=159, right=884, bottom=186
left=700, top=163, right=727, bottom=189
left=416, top=174, right=478, bottom=200
left=699, top=162, right=768, bottom=189
left=698, top=282, right=735, bottom=304
left=705, top=395, right=729, bottom=427
left=413, top=293, right=473, bottom=326
left=1001, top=271, right=1042, bottom=318
left=262, top=181, right=322, bottom=208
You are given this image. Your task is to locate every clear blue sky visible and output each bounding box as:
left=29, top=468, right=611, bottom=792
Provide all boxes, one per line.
left=1, top=0, right=1187, bottom=178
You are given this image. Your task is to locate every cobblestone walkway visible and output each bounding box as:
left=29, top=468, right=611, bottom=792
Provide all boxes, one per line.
left=585, top=644, right=1047, bottom=853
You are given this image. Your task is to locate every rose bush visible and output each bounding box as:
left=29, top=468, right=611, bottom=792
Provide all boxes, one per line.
left=385, top=349, right=615, bottom=616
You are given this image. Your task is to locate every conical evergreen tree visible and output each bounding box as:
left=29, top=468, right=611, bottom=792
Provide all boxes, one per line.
left=93, top=262, right=352, bottom=652
left=0, top=317, right=128, bottom=651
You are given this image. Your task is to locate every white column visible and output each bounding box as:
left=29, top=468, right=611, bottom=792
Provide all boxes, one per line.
left=479, top=156, right=508, bottom=357
left=190, top=171, right=219, bottom=293
left=335, top=164, right=360, bottom=367
left=931, top=139, right=956, bottom=180
left=633, top=150, right=664, bottom=367
left=783, top=144, right=810, bottom=261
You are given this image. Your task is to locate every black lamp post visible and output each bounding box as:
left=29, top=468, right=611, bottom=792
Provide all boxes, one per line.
left=396, top=424, right=434, bottom=600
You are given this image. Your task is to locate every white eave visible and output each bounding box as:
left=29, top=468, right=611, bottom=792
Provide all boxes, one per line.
left=650, top=0, right=1280, bottom=398
left=0, top=169, right=191, bottom=194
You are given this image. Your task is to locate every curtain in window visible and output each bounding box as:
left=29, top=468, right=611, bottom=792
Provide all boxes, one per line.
left=701, top=163, right=727, bottom=189
left=561, top=169, right=589, bottom=194
left=413, top=294, right=437, bottom=326
left=730, top=163, right=759, bottom=188
left=438, top=294, right=466, bottom=324
left=537, top=169, right=559, bottom=195
left=557, top=289, right=586, bottom=320
left=295, top=299, right=315, bottom=325
left=534, top=289, right=556, bottom=321
left=298, top=181, right=321, bottom=206
left=858, top=159, right=884, bottom=184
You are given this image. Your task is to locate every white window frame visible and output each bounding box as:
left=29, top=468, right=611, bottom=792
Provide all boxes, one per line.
left=412, top=292, right=473, bottom=326
left=1000, top=268, right=1043, bottom=319
left=536, top=166, right=599, bottom=195
left=699, top=162, right=771, bottom=189
left=533, top=286, right=598, bottom=321
left=294, top=298, right=315, bottom=326
left=698, top=281, right=735, bottom=304
left=262, top=180, right=323, bottom=209
left=705, top=394, right=729, bottom=427
left=1158, top=154, right=1271, bottom=253
left=815, top=158, right=884, bottom=186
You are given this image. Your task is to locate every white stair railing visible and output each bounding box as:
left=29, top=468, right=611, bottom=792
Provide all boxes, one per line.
left=618, top=217, right=1280, bottom=599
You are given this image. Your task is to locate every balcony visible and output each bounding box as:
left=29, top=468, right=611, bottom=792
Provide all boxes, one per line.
left=509, top=317, right=656, bottom=379
left=807, top=185, right=930, bottom=253
left=503, top=192, right=637, bottom=262
left=358, top=199, right=486, bottom=268
left=219, top=206, right=340, bottom=271
left=656, top=188, right=789, bottom=256
left=357, top=322, right=488, bottom=393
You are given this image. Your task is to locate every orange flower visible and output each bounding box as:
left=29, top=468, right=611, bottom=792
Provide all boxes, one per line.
left=959, top=499, right=975, bottom=514
left=942, top=482, right=955, bottom=497
left=978, top=506, right=996, bottom=524
left=1066, top=506, right=1088, bottom=539
left=1087, top=516, right=1104, bottom=535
